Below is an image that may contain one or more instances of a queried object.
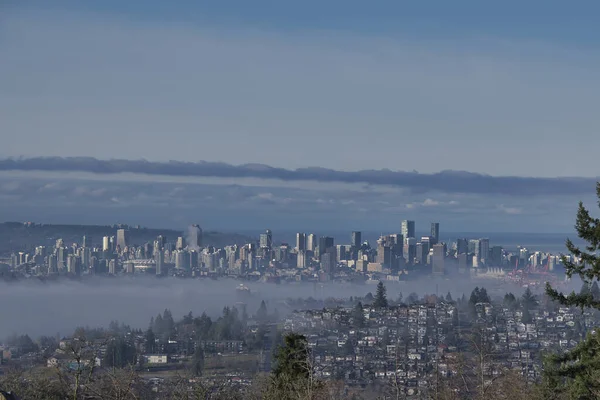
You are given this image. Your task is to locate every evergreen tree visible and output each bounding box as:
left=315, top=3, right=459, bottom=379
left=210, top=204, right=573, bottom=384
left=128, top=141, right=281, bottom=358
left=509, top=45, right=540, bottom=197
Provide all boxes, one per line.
left=352, top=302, right=366, bottom=328
left=521, top=306, right=533, bottom=324
left=445, top=292, right=453, bottom=302
left=144, top=329, right=156, bottom=354
left=503, top=292, right=518, bottom=311
left=373, top=281, right=388, bottom=308
left=153, top=314, right=164, bottom=336
left=104, top=337, right=137, bottom=368
left=191, top=343, right=204, bottom=377
left=545, top=183, right=600, bottom=398
left=521, top=287, right=539, bottom=310
left=256, top=300, right=268, bottom=322
left=273, top=333, right=310, bottom=380
left=182, top=311, right=193, bottom=325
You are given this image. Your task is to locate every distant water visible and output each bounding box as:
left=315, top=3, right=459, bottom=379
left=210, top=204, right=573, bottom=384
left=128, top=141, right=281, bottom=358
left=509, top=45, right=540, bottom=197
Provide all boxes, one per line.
left=238, top=230, right=582, bottom=255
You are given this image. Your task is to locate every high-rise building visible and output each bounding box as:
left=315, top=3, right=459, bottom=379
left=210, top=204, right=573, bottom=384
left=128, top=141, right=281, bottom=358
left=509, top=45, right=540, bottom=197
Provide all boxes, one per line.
left=430, top=223, right=440, bottom=245
left=296, top=233, right=306, bottom=251
left=297, top=250, right=307, bottom=269
left=457, top=253, right=468, bottom=273
left=401, top=220, right=415, bottom=239
left=82, top=235, right=91, bottom=248
left=376, top=237, right=392, bottom=267
left=67, top=254, right=81, bottom=276
left=176, top=236, right=186, bottom=250
left=479, top=238, right=490, bottom=265
left=156, top=251, right=164, bottom=276
left=175, top=250, right=188, bottom=270
left=490, top=246, right=503, bottom=266
left=469, top=239, right=480, bottom=256
left=351, top=231, right=362, bottom=248
left=320, top=248, right=336, bottom=276
left=48, top=255, right=58, bottom=274
left=260, top=229, right=273, bottom=249
left=187, top=225, right=202, bottom=250
left=116, top=229, right=129, bottom=250
left=432, top=244, right=445, bottom=275
left=404, top=237, right=417, bottom=264
left=102, top=236, right=110, bottom=251
left=336, top=245, right=349, bottom=261
left=456, top=238, right=468, bottom=255
left=306, top=234, right=316, bottom=252
left=318, top=236, right=334, bottom=258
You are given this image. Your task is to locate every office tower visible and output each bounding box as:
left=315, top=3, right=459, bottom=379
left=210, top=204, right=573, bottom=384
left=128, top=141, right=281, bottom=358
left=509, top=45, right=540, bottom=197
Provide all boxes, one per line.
left=457, top=253, right=468, bottom=273
left=420, top=236, right=432, bottom=252
left=469, top=239, right=480, bottom=256
left=320, top=248, right=336, bottom=276
left=48, top=255, right=58, bottom=274
left=336, top=245, right=349, bottom=261
left=102, top=236, right=110, bottom=251
left=415, top=243, right=426, bottom=264
left=432, top=244, right=445, bottom=275
left=490, top=246, right=503, bottom=266
left=260, top=229, right=273, bottom=249
left=57, top=247, right=67, bottom=268
left=351, top=231, right=362, bottom=248
left=156, top=235, right=167, bottom=249
left=81, top=247, right=91, bottom=268
left=318, top=236, right=334, bottom=258
left=176, top=236, right=186, bottom=250
left=55, top=238, right=64, bottom=249
left=188, top=224, right=202, bottom=250
left=116, top=229, right=129, bottom=250
left=306, top=234, right=316, bottom=252
left=479, top=238, right=490, bottom=265
left=175, top=250, right=188, bottom=270
left=430, top=223, right=440, bottom=245
left=296, top=233, right=306, bottom=251
left=404, top=237, right=417, bottom=264
left=376, top=236, right=394, bottom=267
left=401, top=220, right=415, bottom=239
left=189, top=250, right=199, bottom=269
left=67, top=254, right=81, bottom=275
left=82, top=235, right=91, bottom=248
left=456, top=238, right=468, bottom=255
left=297, top=250, right=307, bottom=268
left=155, top=249, right=164, bottom=276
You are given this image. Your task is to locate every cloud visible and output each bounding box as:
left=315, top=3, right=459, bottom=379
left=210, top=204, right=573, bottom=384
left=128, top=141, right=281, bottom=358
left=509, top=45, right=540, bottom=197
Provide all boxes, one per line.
left=498, top=204, right=523, bottom=215
left=0, top=156, right=596, bottom=196
left=422, top=198, right=440, bottom=207
left=0, top=174, right=585, bottom=232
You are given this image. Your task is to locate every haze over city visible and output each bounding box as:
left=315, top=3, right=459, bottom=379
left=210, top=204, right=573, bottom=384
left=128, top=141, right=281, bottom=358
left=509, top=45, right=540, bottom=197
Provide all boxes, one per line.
left=1, top=1, right=600, bottom=399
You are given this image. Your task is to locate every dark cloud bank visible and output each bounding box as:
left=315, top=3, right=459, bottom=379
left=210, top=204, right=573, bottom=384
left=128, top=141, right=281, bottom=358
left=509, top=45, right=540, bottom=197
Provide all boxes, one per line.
left=1, top=157, right=596, bottom=196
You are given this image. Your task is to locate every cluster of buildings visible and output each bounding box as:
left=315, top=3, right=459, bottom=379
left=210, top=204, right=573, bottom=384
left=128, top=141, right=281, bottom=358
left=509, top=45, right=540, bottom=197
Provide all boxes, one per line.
left=282, top=298, right=589, bottom=395
left=7, top=221, right=566, bottom=285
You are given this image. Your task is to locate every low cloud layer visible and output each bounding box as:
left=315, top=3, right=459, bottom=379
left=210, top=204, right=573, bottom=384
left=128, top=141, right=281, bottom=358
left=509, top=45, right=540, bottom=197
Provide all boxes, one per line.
left=0, top=173, right=584, bottom=233
left=0, top=157, right=596, bottom=196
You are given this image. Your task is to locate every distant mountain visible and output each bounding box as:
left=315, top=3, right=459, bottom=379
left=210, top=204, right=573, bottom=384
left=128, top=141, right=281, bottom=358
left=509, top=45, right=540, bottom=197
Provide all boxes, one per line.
left=0, top=222, right=254, bottom=255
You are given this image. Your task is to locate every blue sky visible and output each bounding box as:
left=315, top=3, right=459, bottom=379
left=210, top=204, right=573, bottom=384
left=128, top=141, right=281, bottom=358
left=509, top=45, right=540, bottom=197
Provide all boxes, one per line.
left=1, top=1, right=599, bottom=232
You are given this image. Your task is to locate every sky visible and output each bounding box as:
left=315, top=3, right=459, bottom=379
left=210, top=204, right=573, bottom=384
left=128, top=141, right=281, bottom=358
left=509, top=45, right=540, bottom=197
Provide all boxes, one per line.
left=1, top=1, right=599, bottom=233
